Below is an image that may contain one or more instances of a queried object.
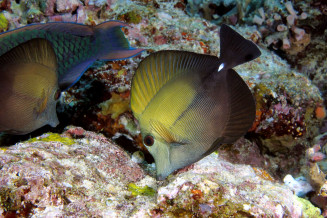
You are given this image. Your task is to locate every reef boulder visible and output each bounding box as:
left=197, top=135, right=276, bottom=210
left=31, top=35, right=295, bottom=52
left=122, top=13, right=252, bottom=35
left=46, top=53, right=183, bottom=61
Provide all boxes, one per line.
left=0, top=127, right=321, bottom=216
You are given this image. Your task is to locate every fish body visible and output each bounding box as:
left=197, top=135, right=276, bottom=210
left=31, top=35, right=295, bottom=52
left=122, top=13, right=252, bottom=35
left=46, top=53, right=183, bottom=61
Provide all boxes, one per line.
left=0, top=21, right=143, bottom=134
left=130, top=24, right=261, bottom=180
left=0, top=39, right=59, bottom=134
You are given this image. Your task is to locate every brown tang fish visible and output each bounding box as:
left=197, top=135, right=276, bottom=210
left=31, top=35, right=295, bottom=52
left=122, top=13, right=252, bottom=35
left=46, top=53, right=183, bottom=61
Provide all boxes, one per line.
left=0, top=39, right=59, bottom=134
left=130, top=24, right=261, bottom=180
left=0, top=21, right=144, bottom=134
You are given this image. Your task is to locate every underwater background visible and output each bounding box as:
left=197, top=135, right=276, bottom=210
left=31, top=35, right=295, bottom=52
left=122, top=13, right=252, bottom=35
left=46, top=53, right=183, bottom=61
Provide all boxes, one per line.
left=0, top=0, right=327, bottom=217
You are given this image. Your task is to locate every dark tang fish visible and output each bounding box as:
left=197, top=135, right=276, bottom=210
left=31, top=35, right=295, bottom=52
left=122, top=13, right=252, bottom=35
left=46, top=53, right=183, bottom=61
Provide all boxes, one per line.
left=0, top=21, right=143, bottom=90
left=130, top=24, right=261, bottom=180
left=0, top=39, right=59, bottom=134
left=0, top=21, right=143, bottom=134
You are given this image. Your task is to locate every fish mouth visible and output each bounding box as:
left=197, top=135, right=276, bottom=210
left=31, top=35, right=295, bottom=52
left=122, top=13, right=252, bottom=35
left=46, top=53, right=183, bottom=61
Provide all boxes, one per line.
left=156, top=175, right=165, bottom=181
left=156, top=174, right=168, bottom=181
left=154, top=156, right=174, bottom=181
left=49, top=116, right=59, bottom=127
left=148, top=141, right=173, bottom=181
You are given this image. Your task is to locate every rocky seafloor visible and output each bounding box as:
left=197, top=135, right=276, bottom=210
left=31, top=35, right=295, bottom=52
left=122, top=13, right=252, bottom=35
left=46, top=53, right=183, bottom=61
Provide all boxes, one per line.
left=1, top=0, right=327, bottom=217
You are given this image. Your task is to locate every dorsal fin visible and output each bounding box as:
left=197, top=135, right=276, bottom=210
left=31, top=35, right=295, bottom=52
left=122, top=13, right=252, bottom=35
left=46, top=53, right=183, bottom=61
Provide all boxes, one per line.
left=130, top=50, right=218, bottom=119
left=33, top=22, right=94, bottom=36
left=58, top=59, right=94, bottom=90
left=0, top=38, right=57, bottom=70
left=0, top=23, right=94, bottom=57
left=0, top=22, right=94, bottom=41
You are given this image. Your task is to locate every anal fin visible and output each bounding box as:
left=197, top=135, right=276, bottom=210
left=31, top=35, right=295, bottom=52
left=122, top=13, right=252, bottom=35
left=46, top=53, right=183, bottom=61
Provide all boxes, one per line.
left=222, top=69, right=255, bottom=143
left=99, top=48, right=144, bottom=60
left=58, top=59, right=95, bottom=90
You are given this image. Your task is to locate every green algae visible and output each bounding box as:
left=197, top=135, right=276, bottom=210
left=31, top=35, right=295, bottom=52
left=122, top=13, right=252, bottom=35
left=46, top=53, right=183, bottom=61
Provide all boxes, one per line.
left=27, top=133, right=75, bottom=145
left=13, top=178, right=28, bottom=187
left=295, top=196, right=323, bottom=218
left=128, top=183, right=156, bottom=197
left=118, top=11, right=142, bottom=24
left=27, top=6, right=42, bottom=18
left=164, top=194, right=254, bottom=217
left=0, top=184, right=36, bottom=215
left=304, top=107, right=315, bottom=124
left=0, top=187, right=20, bottom=211
left=304, top=106, right=321, bottom=138
left=0, top=13, right=9, bottom=32
left=0, top=147, right=8, bottom=152
left=154, top=182, right=294, bottom=217
left=252, top=83, right=274, bottom=109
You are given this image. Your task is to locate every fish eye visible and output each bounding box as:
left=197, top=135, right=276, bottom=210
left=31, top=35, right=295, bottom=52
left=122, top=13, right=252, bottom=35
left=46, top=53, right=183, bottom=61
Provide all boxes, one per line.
left=144, top=135, right=154, bottom=146
left=54, top=89, right=61, bottom=100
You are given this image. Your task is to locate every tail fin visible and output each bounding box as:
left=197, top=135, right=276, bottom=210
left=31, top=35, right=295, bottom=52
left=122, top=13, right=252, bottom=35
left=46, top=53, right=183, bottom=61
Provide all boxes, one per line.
left=219, top=24, right=261, bottom=70
left=94, top=21, right=144, bottom=60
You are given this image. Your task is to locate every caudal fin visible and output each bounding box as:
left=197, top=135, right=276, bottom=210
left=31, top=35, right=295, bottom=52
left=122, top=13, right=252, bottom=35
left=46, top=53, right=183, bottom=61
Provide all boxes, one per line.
left=219, top=24, right=261, bottom=69
left=94, top=21, right=144, bottom=60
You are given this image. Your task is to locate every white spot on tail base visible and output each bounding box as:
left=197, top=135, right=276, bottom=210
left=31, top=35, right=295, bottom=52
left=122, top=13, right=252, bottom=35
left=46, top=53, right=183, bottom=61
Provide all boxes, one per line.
left=218, top=63, right=225, bottom=72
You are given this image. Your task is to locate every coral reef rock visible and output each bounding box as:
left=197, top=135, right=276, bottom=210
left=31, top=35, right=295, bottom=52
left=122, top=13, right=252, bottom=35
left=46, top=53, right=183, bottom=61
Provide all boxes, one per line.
left=1, top=0, right=326, bottom=216
left=0, top=127, right=145, bottom=216
left=0, top=129, right=321, bottom=216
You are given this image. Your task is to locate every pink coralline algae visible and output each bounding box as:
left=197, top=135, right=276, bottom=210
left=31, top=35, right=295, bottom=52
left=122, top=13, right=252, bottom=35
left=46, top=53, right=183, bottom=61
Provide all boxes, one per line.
left=153, top=154, right=308, bottom=217
left=153, top=35, right=168, bottom=45
left=307, top=144, right=326, bottom=163
left=0, top=127, right=321, bottom=217
left=0, top=127, right=144, bottom=216
left=253, top=1, right=311, bottom=55
left=217, top=137, right=267, bottom=169
left=45, top=0, right=82, bottom=16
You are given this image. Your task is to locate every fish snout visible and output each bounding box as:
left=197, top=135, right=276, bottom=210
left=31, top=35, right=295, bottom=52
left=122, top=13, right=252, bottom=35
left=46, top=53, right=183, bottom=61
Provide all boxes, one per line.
left=156, top=174, right=167, bottom=181
left=49, top=118, right=59, bottom=127
left=49, top=115, right=59, bottom=127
